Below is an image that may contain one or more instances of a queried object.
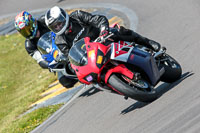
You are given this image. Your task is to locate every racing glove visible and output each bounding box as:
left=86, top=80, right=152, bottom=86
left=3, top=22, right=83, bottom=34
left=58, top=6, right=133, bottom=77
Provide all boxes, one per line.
left=32, top=50, right=49, bottom=69
left=99, top=27, right=109, bottom=37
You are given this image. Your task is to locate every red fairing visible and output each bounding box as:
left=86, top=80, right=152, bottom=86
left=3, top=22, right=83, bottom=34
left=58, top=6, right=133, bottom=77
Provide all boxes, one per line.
left=115, top=42, right=128, bottom=57
left=71, top=36, right=134, bottom=85
left=104, top=64, right=134, bottom=84
left=71, top=37, right=110, bottom=84
left=111, top=41, right=132, bottom=59
left=110, top=23, right=121, bottom=29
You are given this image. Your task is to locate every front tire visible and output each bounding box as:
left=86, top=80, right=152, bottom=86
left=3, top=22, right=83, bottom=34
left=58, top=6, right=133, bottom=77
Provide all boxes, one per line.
left=108, top=74, right=158, bottom=102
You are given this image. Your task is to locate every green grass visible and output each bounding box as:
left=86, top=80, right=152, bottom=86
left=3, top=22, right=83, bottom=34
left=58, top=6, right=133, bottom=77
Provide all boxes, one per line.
left=2, top=104, right=63, bottom=133
left=0, top=33, right=58, bottom=132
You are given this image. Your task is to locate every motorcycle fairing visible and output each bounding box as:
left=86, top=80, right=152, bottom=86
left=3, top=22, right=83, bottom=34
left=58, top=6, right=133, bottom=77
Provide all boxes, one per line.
left=38, top=32, right=59, bottom=65
left=70, top=37, right=109, bottom=84
left=109, top=41, right=161, bottom=86
left=128, top=48, right=161, bottom=85
left=110, top=41, right=133, bottom=62
left=104, top=64, right=134, bottom=84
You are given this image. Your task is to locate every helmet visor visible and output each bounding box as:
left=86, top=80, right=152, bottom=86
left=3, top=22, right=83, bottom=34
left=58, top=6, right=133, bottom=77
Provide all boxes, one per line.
left=48, top=13, right=66, bottom=33
left=19, top=24, right=32, bottom=38
left=19, top=21, right=37, bottom=39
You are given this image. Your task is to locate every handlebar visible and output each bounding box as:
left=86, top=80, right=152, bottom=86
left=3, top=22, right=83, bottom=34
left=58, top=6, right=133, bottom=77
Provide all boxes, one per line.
left=94, top=33, right=114, bottom=43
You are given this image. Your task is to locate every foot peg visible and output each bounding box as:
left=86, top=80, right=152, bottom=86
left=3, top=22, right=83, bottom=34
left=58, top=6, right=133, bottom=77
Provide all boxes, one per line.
left=154, top=46, right=167, bottom=58
left=161, top=46, right=166, bottom=52
left=124, top=96, right=128, bottom=100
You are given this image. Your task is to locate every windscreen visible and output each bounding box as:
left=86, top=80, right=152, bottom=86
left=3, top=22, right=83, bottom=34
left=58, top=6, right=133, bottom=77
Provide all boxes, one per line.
left=37, top=32, right=52, bottom=54
left=68, top=38, right=88, bottom=66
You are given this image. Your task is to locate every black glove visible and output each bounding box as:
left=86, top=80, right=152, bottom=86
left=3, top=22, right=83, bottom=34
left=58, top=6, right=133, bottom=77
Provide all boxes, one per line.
left=110, top=34, right=120, bottom=42
left=55, top=53, right=68, bottom=63
left=100, top=26, right=109, bottom=37
left=100, top=30, right=109, bottom=37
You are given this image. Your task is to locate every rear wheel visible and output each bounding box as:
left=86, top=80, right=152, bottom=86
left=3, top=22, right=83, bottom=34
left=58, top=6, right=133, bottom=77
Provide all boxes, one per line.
left=159, top=54, right=182, bottom=83
left=108, top=74, right=158, bottom=102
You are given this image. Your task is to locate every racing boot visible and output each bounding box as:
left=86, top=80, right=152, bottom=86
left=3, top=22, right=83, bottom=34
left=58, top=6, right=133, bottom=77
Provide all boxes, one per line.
left=148, top=39, right=161, bottom=52
left=135, top=34, right=161, bottom=52
left=116, top=26, right=161, bottom=52
left=129, top=30, right=161, bottom=52
left=135, top=37, right=161, bottom=52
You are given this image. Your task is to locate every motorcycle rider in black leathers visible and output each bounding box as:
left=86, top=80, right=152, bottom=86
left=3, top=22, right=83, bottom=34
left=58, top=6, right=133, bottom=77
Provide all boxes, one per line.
left=14, top=11, right=77, bottom=88
left=45, top=6, right=161, bottom=79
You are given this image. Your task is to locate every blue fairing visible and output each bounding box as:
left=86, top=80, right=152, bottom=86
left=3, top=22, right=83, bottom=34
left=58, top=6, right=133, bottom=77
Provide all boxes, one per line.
left=128, top=48, right=161, bottom=85
left=51, top=32, right=58, bottom=53
left=42, top=54, right=54, bottom=62
left=39, top=32, right=58, bottom=64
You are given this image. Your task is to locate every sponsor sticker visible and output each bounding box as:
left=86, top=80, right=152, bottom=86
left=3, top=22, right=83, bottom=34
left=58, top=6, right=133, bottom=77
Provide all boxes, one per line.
left=18, top=22, right=25, bottom=29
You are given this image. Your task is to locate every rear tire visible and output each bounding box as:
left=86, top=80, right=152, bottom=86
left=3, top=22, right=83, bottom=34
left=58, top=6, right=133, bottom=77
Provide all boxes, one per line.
left=108, top=74, right=158, bottom=102
left=160, top=54, right=182, bottom=83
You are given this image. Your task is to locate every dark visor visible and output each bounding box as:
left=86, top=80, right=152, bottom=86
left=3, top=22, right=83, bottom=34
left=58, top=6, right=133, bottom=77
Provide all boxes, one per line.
left=48, top=13, right=66, bottom=33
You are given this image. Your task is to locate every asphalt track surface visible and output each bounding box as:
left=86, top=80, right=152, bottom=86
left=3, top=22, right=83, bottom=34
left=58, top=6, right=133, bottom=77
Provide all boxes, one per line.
left=1, top=0, right=200, bottom=133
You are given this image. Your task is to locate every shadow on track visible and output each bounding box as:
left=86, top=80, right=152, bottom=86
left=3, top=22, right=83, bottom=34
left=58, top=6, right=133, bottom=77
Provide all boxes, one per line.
left=121, top=102, right=149, bottom=115
left=121, top=71, right=194, bottom=115
left=57, top=0, right=66, bottom=3
left=79, top=87, right=102, bottom=97
left=157, top=71, right=194, bottom=96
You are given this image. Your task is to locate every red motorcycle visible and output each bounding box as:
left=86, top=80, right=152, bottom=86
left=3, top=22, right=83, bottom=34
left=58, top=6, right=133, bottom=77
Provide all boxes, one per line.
left=68, top=24, right=182, bottom=102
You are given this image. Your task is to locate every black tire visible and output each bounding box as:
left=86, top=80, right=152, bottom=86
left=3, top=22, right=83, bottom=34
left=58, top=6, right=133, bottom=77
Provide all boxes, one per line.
left=108, top=74, right=158, bottom=102
left=160, top=54, right=182, bottom=83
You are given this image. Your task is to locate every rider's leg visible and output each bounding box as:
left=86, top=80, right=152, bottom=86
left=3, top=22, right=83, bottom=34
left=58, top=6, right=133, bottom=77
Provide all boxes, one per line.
left=118, top=26, right=161, bottom=52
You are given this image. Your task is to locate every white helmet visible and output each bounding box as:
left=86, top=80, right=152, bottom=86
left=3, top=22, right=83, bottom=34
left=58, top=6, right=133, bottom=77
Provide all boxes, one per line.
left=45, top=6, right=69, bottom=35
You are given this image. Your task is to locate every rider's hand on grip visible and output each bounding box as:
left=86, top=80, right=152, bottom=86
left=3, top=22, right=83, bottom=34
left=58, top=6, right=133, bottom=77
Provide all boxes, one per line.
left=55, top=52, right=68, bottom=63
left=100, top=30, right=109, bottom=38
left=109, top=34, right=120, bottom=42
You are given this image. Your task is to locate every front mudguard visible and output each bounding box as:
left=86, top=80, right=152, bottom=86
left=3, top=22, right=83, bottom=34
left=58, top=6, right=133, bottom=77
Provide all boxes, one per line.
left=104, top=64, right=134, bottom=84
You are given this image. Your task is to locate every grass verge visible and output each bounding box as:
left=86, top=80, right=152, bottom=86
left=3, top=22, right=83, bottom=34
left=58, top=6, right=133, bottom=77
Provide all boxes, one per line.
left=0, top=33, right=59, bottom=132
left=2, top=104, right=63, bottom=133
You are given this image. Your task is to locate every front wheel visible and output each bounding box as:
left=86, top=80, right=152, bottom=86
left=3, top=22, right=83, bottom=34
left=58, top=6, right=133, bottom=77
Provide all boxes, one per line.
left=108, top=74, right=158, bottom=102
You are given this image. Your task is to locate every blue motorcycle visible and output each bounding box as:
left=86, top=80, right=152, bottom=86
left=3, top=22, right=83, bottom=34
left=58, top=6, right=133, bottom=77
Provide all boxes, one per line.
left=37, top=32, right=77, bottom=79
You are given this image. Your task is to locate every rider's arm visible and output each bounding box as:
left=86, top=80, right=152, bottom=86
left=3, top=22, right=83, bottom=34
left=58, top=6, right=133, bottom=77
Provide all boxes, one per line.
left=70, top=10, right=109, bottom=32
left=37, top=14, right=45, bottom=24
left=25, top=39, right=49, bottom=69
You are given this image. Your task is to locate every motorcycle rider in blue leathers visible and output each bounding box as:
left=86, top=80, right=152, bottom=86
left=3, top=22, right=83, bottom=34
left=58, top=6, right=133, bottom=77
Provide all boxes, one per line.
left=14, top=11, right=77, bottom=88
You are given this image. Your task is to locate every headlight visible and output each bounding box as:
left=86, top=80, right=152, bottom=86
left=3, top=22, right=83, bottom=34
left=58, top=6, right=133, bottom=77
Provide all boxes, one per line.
left=53, top=50, right=59, bottom=59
